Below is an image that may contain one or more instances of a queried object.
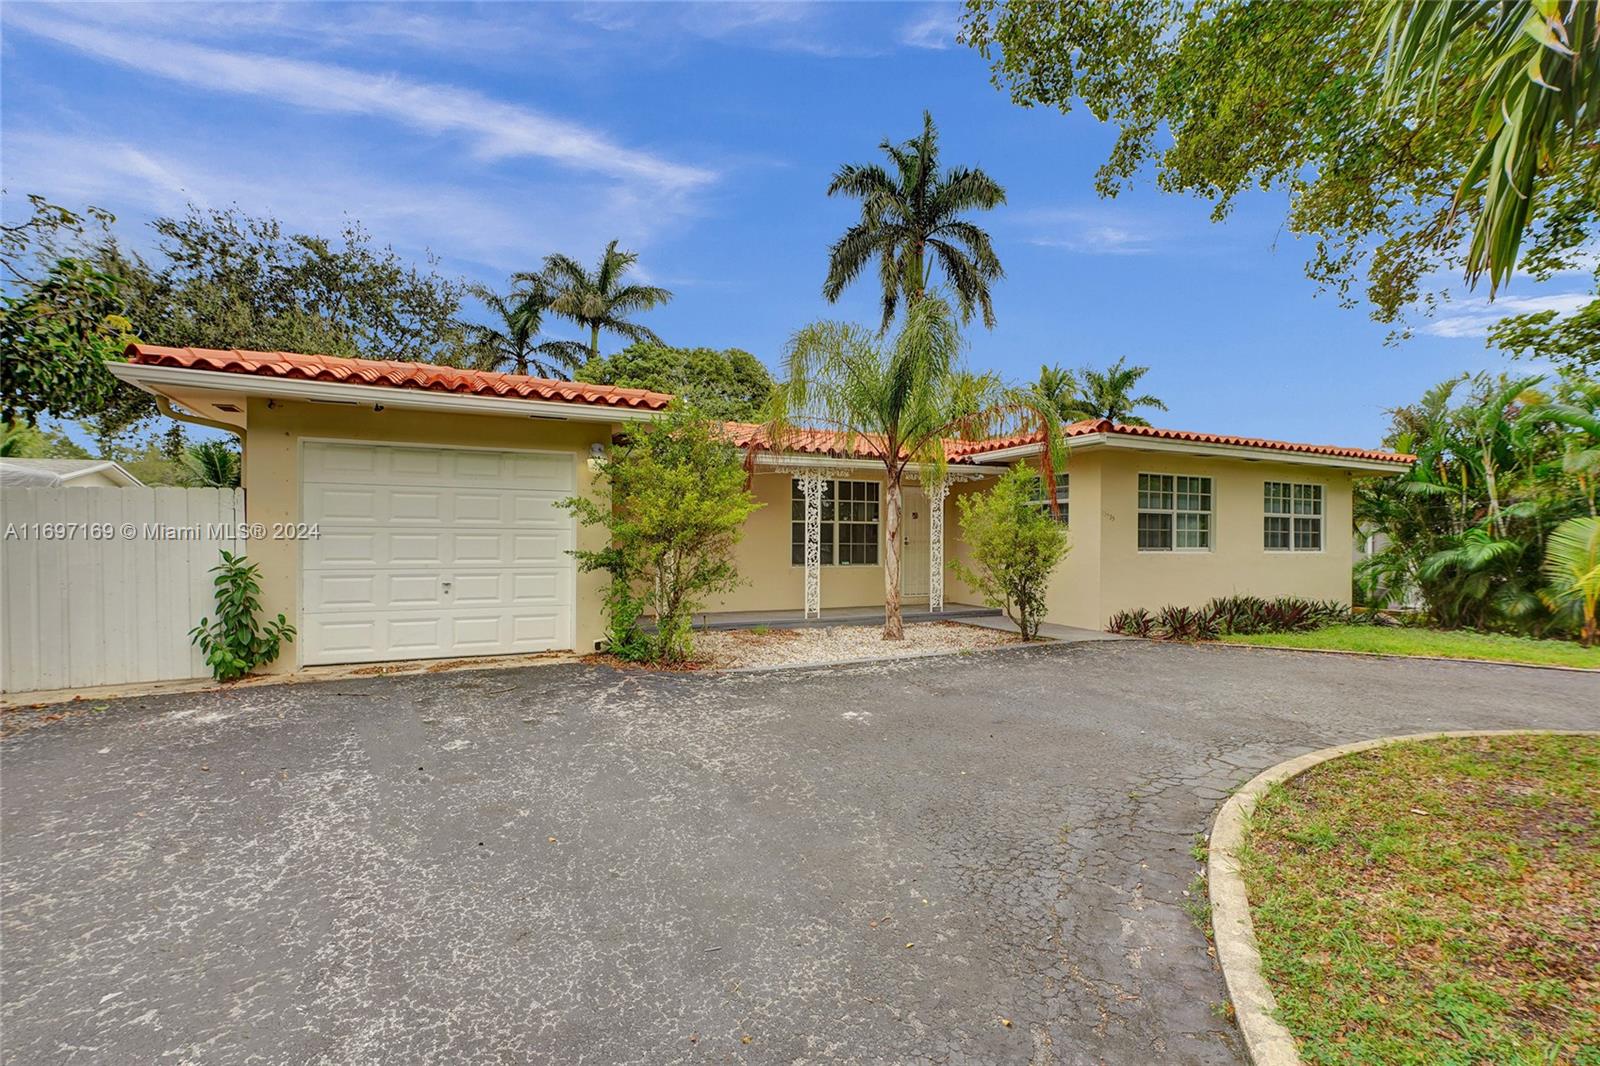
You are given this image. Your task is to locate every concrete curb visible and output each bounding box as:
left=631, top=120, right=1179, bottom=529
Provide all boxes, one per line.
left=1204, top=639, right=1600, bottom=674
left=1207, top=729, right=1600, bottom=1066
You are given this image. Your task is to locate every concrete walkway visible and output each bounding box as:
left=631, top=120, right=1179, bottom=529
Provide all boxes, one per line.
left=960, top=613, right=1130, bottom=642
left=682, top=601, right=1000, bottom=631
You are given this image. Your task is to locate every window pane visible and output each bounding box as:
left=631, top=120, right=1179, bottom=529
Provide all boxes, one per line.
left=1264, top=515, right=1291, bottom=550
left=1293, top=483, right=1321, bottom=515
left=1294, top=517, right=1322, bottom=551
left=1176, top=512, right=1210, bottom=549
left=1264, top=481, right=1291, bottom=515
left=1175, top=476, right=1211, bottom=513
left=1138, top=473, right=1173, bottom=510
left=1137, top=512, right=1172, bottom=550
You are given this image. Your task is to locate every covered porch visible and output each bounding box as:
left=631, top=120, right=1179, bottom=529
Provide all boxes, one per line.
left=686, top=601, right=1000, bottom=632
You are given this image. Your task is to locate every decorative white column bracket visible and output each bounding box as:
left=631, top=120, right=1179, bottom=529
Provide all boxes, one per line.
left=799, top=470, right=825, bottom=619
left=927, top=474, right=952, bottom=613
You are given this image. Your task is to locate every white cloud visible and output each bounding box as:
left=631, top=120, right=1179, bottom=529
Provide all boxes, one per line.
left=1422, top=293, right=1592, bottom=339
left=1015, top=208, right=1164, bottom=256
left=5, top=9, right=714, bottom=190
left=0, top=130, right=692, bottom=277
left=899, top=5, right=961, bottom=50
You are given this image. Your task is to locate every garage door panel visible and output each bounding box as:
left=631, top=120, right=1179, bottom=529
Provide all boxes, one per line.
left=301, top=441, right=575, bottom=666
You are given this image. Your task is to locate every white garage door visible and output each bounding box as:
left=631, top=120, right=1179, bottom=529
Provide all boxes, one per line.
left=300, top=441, right=576, bottom=666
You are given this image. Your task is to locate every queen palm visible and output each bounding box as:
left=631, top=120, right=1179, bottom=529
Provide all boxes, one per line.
left=823, top=110, right=1007, bottom=331
left=464, top=283, right=587, bottom=379
left=526, top=241, right=672, bottom=363
left=766, top=295, right=1060, bottom=640
left=1066, top=357, right=1168, bottom=426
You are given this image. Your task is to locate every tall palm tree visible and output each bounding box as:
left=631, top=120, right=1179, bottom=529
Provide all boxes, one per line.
left=1066, top=357, right=1168, bottom=426
left=464, top=283, right=588, bottom=379
left=526, top=241, right=672, bottom=363
left=766, top=295, right=1060, bottom=640
left=823, top=110, right=1007, bottom=331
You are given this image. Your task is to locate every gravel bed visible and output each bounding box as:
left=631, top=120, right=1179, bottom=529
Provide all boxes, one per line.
left=694, top=620, right=1025, bottom=669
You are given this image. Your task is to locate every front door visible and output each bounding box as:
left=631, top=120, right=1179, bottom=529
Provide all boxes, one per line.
left=900, top=487, right=930, bottom=601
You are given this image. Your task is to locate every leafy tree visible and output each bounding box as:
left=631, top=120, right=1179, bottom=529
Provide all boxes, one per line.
left=0, top=196, right=132, bottom=424
left=0, top=420, right=90, bottom=459
left=561, top=406, right=761, bottom=663
left=952, top=465, right=1069, bottom=640
left=823, top=110, right=1007, bottom=330
left=768, top=295, right=1060, bottom=639
left=463, top=282, right=587, bottom=379
left=1358, top=368, right=1597, bottom=636
left=959, top=1, right=1597, bottom=353
left=1541, top=516, right=1600, bottom=646
left=527, top=240, right=672, bottom=362
left=1064, top=357, right=1167, bottom=425
left=180, top=439, right=242, bottom=488
left=575, top=343, right=775, bottom=421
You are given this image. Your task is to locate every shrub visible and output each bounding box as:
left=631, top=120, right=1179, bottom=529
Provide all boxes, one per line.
left=562, top=406, right=761, bottom=663
left=1155, top=604, right=1204, bottom=641
left=1107, top=608, right=1154, bottom=636
left=190, top=550, right=296, bottom=681
left=951, top=466, right=1070, bottom=641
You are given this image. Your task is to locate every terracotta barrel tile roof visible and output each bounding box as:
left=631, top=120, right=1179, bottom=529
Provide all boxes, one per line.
left=948, top=418, right=1414, bottom=465
left=124, top=344, right=674, bottom=411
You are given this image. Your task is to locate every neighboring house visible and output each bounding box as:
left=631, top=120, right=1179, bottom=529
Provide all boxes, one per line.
left=112, top=344, right=1414, bottom=673
left=0, top=458, right=144, bottom=488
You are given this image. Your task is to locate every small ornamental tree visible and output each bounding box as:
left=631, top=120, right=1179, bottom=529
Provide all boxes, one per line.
left=562, top=407, right=761, bottom=663
left=190, top=551, right=296, bottom=681
left=952, top=466, right=1069, bottom=641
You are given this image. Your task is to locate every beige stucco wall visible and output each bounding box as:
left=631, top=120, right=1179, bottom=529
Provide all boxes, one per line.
left=240, top=397, right=617, bottom=671
left=707, top=470, right=900, bottom=615
left=1046, top=449, right=1358, bottom=630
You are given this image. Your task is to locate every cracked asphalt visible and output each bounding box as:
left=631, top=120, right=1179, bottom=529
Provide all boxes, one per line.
left=2, top=641, right=1594, bottom=1065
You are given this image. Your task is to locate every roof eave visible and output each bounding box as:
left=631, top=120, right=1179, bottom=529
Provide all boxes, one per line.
left=111, top=361, right=662, bottom=424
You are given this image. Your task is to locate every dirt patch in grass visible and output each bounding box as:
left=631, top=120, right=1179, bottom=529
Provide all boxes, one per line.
left=588, top=620, right=1027, bottom=671
left=1238, top=734, right=1600, bottom=1065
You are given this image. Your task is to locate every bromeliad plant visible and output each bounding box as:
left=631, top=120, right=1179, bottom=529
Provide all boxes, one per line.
left=190, top=550, right=296, bottom=681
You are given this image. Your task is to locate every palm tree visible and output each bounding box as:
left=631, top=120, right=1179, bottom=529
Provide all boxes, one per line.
left=823, top=111, right=1007, bottom=331
left=1066, top=358, right=1168, bottom=425
left=464, top=283, right=587, bottom=379
left=766, top=295, right=1060, bottom=640
left=1375, top=1, right=1597, bottom=291
left=1030, top=363, right=1079, bottom=422
left=526, top=241, right=672, bottom=363
left=1541, top=515, right=1600, bottom=646
left=180, top=439, right=240, bottom=488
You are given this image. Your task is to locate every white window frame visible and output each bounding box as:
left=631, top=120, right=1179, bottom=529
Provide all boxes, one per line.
left=1137, top=472, right=1213, bottom=552
left=790, top=477, right=882, bottom=567
left=1264, top=481, right=1324, bottom=553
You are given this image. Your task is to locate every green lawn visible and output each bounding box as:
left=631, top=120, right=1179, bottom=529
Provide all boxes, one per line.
left=1239, top=735, right=1600, bottom=1066
left=1225, top=624, right=1600, bottom=669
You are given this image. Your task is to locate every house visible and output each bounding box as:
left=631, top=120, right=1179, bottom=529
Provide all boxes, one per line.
left=0, top=458, right=145, bottom=488
left=112, top=344, right=1414, bottom=672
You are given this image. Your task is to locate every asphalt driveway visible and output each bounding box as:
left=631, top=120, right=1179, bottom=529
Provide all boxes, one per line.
left=2, top=642, right=1593, bottom=1065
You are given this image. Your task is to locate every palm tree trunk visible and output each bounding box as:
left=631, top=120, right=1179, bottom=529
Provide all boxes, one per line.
left=883, top=474, right=904, bottom=640
left=1482, top=444, right=1502, bottom=538
left=589, top=324, right=600, bottom=362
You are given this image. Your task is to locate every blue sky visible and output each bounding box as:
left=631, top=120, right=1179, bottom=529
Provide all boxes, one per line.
left=2, top=1, right=1589, bottom=449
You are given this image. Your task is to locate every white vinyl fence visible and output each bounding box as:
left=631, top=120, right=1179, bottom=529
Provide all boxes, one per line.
left=1, top=487, right=245, bottom=693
